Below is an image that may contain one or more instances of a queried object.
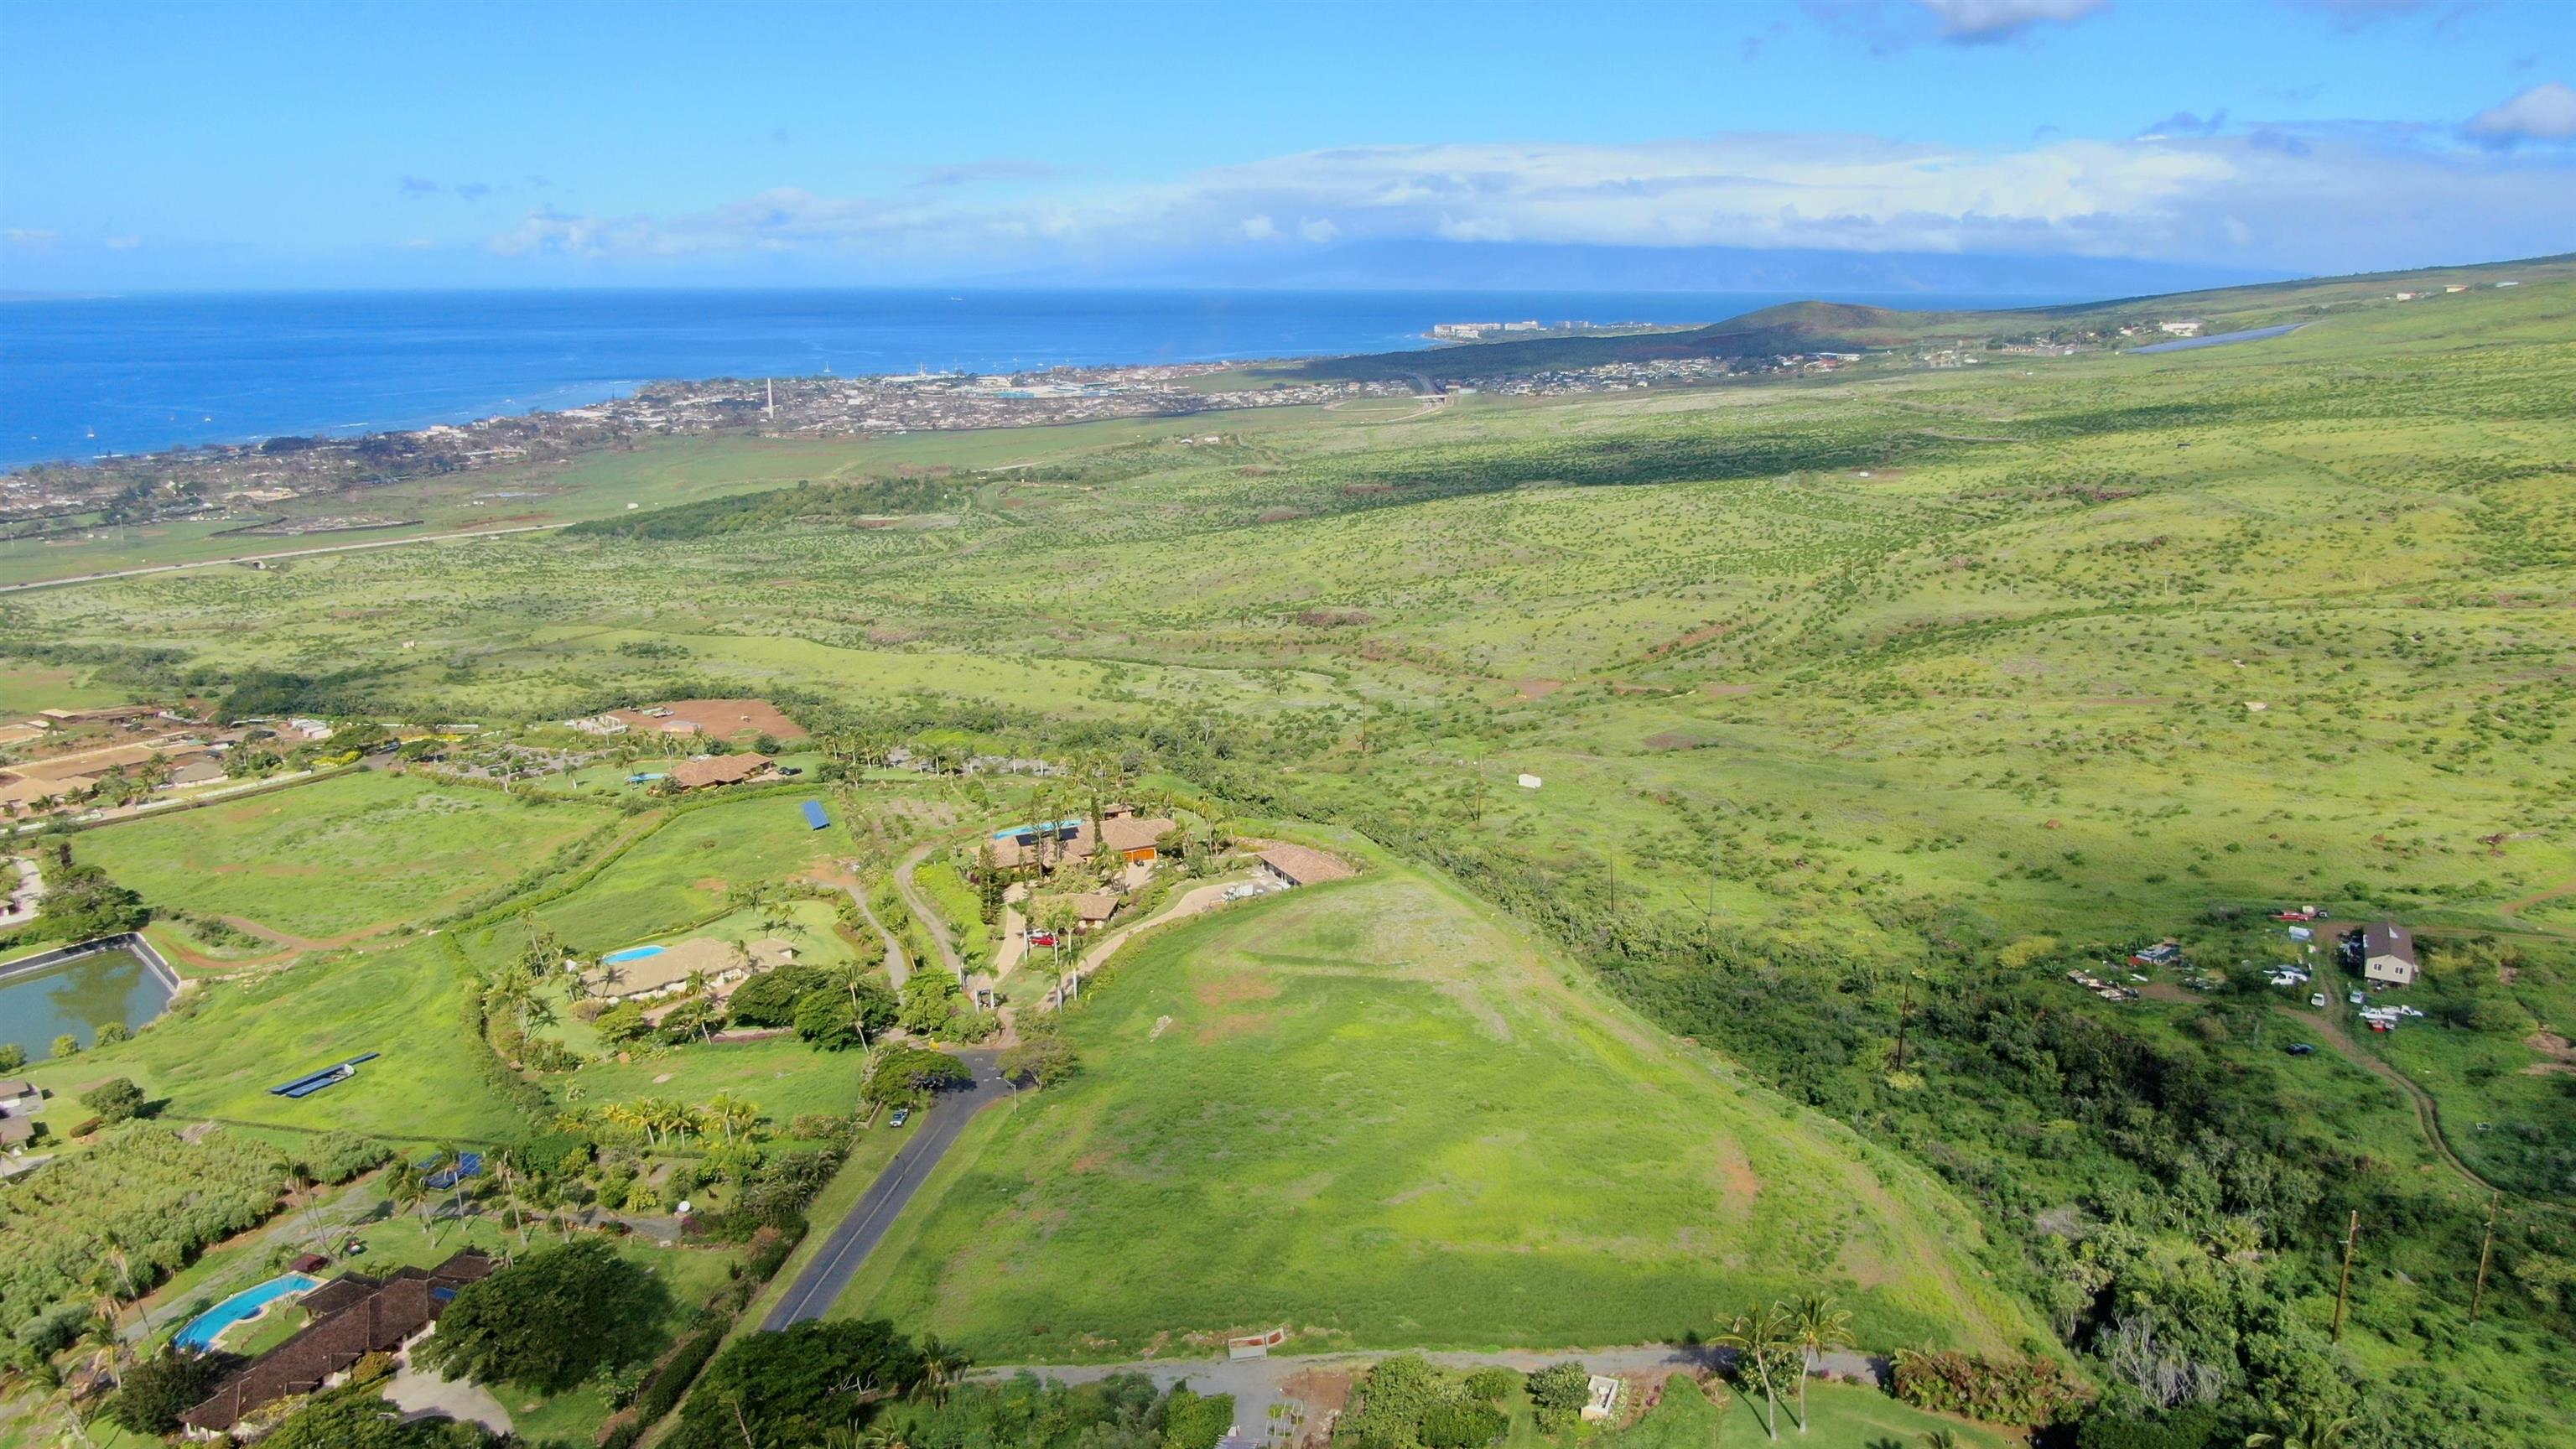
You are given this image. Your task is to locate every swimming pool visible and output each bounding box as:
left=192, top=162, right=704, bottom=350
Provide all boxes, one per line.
left=174, top=1272, right=320, bottom=1351
left=601, top=945, right=667, bottom=964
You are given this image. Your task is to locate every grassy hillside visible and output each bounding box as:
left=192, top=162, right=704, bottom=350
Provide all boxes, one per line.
left=835, top=852, right=2039, bottom=1358
left=1287, top=252, right=2576, bottom=382
left=6, top=267, right=2574, bottom=1441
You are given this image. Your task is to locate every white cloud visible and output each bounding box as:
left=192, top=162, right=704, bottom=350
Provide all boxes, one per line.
left=5, top=228, right=61, bottom=252
left=478, top=129, right=2576, bottom=277
left=2467, top=82, right=2576, bottom=146
left=103, top=235, right=141, bottom=251
left=1914, top=0, right=2106, bottom=42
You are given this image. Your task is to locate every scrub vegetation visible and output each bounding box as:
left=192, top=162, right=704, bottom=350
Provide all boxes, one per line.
left=3, top=267, right=2573, bottom=1447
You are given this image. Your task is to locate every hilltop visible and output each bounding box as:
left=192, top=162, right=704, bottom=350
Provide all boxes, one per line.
left=1285, top=250, right=2576, bottom=383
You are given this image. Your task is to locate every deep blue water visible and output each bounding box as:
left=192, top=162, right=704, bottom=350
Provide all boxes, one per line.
left=0, top=288, right=2048, bottom=469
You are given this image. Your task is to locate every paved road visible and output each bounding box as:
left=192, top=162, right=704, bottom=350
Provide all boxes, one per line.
left=763, top=1048, right=1005, bottom=1328
left=0, top=522, right=561, bottom=593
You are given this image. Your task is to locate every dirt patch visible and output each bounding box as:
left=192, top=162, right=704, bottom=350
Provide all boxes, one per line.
left=1643, top=731, right=1703, bottom=751
left=606, top=697, right=808, bottom=740
left=1070, top=1150, right=1115, bottom=1173
left=1280, top=1369, right=1353, bottom=1420
left=1701, top=682, right=1757, bottom=697
left=1196, top=1011, right=1278, bottom=1045
left=1711, top=1137, right=1761, bottom=1212
left=1148, top=1015, right=1175, bottom=1041
left=692, top=877, right=730, bottom=893
left=2525, top=1031, right=2576, bottom=1073
left=1512, top=678, right=1564, bottom=700
left=1644, top=621, right=1735, bottom=659
left=1195, top=972, right=1282, bottom=1008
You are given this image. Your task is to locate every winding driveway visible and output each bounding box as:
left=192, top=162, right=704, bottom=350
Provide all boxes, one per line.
left=762, top=1049, right=1005, bottom=1328
left=893, top=839, right=965, bottom=980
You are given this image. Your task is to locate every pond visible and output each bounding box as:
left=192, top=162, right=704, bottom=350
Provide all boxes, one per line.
left=0, top=942, right=177, bottom=1062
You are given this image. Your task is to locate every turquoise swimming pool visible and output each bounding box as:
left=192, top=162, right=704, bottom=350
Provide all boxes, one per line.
left=174, top=1271, right=319, bottom=1350
left=601, top=944, right=667, bottom=964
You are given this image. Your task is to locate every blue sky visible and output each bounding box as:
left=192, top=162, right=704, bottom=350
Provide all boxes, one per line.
left=2, top=0, right=2571, bottom=291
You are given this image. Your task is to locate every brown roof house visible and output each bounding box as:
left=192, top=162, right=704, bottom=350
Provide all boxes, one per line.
left=989, top=812, right=1177, bottom=873
left=180, top=1249, right=496, bottom=1436
left=1256, top=844, right=1356, bottom=889
left=596, top=937, right=750, bottom=1002
left=667, top=754, right=776, bottom=791
left=2363, top=922, right=2418, bottom=987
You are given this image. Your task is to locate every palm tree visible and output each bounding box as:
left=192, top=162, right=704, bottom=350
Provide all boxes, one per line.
left=1920, top=1432, right=1961, bottom=1449
left=2246, top=1413, right=2359, bottom=1449
left=917, top=1336, right=971, bottom=1405
left=1718, top=1303, right=1791, bottom=1441
left=1787, top=1294, right=1852, bottom=1432
left=705, top=1093, right=759, bottom=1144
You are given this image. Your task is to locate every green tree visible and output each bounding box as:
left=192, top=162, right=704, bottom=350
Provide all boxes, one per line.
left=670, top=1319, right=927, bottom=1449
left=1787, top=1294, right=1852, bottom=1432
left=1525, top=1361, right=1592, bottom=1432
left=1000, top=1016, right=1080, bottom=1088
left=863, top=1045, right=970, bottom=1107
left=0, top=1042, right=23, bottom=1072
left=414, top=1238, right=670, bottom=1394
left=80, top=1077, right=146, bottom=1125
left=103, top=1348, right=228, bottom=1435
left=1718, top=1303, right=1793, bottom=1441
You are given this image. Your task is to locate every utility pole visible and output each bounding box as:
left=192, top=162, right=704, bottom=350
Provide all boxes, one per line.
left=1893, top=969, right=1916, bottom=1072
left=2470, top=1193, right=2501, bottom=1323
left=2332, top=1210, right=2360, bottom=1343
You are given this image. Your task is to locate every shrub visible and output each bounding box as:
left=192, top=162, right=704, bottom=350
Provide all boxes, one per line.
left=1462, top=1368, right=1517, bottom=1401
left=80, top=1076, right=147, bottom=1124
left=1526, top=1362, right=1592, bottom=1431
left=1892, top=1348, right=2089, bottom=1426
left=1420, top=1403, right=1508, bottom=1448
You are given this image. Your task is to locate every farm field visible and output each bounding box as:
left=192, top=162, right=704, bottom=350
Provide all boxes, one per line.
left=833, top=853, right=2038, bottom=1359
left=73, top=770, right=618, bottom=942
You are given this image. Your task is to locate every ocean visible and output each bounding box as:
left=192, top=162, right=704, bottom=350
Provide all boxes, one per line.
left=0, top=288, right=2046, bottom=469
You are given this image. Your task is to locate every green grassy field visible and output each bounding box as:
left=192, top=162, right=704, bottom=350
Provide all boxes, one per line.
left=509, top=792, right=843, bottom=952
left=7, top=265, right=2575, bottom=1444
left=17, top=938, right=527, bottom=1143
left=73, top=770, right=617, bottom=942
left=834, top=851, right=2038, bottom=1359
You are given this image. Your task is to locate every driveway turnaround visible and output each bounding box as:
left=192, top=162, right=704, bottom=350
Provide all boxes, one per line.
left=763, top=1048, right=1005, bottom=1328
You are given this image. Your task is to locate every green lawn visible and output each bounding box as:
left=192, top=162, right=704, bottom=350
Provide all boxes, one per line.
left=561, top=1034, right=868, bottom=1125
left=516, top=792, right=843, bottom=952
left=74, top=770, right=615, bottom=941
left=833, top=853, right=2039, bottom=1359
left=1711, top=1379, right=2015, bottom=1448
left=18, top=938, right=527, bottom=1144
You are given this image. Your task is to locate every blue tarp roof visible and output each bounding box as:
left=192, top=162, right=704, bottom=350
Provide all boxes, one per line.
left=802, top=799, right=829, bottom=829
left=425, top=1151, right=483, bottom=1191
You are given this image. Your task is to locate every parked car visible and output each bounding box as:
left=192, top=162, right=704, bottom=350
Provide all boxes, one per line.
left=2286, top=1043, right=2318, bottom=1057
left=889, top=1107, right=911, bottom=1127
left=1026, top=930, right=1057, bottom=947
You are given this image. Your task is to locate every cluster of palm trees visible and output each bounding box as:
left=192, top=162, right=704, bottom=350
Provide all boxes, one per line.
left=1714, top=1294, right=1853, bottom=1441
left=567, top=1092, right=761, bottom=1149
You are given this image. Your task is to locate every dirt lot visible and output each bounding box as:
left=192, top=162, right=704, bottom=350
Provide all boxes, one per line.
left=607, top=697, right=808, bottom=740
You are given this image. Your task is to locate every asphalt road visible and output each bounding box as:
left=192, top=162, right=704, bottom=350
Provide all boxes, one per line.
left=764, top=1047, right=1007, bottom=1328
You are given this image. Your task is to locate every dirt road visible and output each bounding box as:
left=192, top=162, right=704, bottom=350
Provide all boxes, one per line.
left=0, top=523, right=560, bottom=594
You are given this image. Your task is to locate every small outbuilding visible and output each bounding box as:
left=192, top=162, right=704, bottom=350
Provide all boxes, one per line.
left=2362, top=921, right=2418, bottom=987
